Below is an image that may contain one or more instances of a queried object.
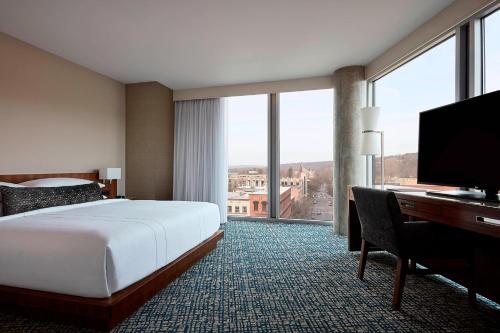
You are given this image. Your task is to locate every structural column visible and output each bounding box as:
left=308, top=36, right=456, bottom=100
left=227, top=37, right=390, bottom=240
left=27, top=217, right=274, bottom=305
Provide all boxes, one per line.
left=125, top=82, right=174, bottom=200
left=332, top=66, right=366, bottom=235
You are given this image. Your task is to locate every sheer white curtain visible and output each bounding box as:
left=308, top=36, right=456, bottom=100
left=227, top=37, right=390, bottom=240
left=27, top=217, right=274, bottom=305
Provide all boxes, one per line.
left=173, top=98, right=228, bottom=223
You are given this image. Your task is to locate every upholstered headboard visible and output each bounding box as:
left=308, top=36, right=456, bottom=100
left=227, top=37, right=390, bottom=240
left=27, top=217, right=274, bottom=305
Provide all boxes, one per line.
left=0, top=172, right=117, bottom=198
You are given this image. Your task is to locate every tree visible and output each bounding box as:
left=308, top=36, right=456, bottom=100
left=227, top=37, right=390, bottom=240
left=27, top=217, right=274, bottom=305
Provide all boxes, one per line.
left=291, top=197, right=313, bottom=219
left=327, top=182, right=333, bottom=197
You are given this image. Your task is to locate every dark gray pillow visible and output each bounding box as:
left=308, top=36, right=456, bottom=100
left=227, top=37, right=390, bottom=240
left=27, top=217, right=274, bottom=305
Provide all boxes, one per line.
left=0, top=183, right=102, bottom=216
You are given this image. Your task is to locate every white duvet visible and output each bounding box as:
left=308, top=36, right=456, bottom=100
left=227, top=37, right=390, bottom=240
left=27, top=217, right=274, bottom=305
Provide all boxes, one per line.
left=0, top=199, right=220, bottom=298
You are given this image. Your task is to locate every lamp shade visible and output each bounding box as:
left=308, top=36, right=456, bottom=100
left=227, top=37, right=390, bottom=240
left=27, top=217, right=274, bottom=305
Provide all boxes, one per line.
left=360, top=107, right=380, bottom=131
left=99, top=167, right=121, bottom=180
left=361, top=132, right=381, bottom=155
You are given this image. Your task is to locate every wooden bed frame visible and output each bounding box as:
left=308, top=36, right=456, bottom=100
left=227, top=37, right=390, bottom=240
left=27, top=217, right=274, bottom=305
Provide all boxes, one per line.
left=0, top=172, right=224, bottom=331
left=0, top=171, right=118, bottom=198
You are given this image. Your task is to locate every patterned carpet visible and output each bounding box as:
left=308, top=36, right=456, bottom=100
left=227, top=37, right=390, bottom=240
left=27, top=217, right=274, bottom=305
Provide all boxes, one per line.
left=1, top=220, right=499, bottom=333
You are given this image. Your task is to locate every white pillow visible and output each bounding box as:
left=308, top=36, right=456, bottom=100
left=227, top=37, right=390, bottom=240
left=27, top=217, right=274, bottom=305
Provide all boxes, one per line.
left=20, top=178, right=106, bottom=188
left=0, top=182, right=26, bottom=188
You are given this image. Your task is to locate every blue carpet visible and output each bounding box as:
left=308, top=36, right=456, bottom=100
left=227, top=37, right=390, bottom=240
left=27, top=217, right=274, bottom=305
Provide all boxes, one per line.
left=1, top=220, right=499, bottom=332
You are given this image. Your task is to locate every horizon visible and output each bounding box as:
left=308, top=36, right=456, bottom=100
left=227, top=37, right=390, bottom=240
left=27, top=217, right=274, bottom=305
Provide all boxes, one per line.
left=228, top=152, right=419, bottom=169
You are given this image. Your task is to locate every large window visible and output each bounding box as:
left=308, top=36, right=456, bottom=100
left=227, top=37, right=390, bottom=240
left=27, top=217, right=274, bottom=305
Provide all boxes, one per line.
left=372, top=37, right=456, bottom=187
left=483, top=9, right=500, bottom=93
left=227, top=95, right=268, bottom=217
left=279, top=89, right=333, bottom=220
left=227, top=90, right=334, bottom=222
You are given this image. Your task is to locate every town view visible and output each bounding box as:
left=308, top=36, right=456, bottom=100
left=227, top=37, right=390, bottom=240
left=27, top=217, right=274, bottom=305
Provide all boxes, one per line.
left=228, top=161, right=333, bottom=221
left=227, top=153, right=423, bottom=221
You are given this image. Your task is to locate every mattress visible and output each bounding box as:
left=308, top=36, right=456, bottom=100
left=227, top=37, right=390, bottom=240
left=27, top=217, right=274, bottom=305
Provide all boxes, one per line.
left=0, top=199, right=220, bottom=298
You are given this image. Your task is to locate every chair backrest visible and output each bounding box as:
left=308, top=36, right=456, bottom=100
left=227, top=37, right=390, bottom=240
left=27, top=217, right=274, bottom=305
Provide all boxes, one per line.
left=352, top=187, right=403, bottom=256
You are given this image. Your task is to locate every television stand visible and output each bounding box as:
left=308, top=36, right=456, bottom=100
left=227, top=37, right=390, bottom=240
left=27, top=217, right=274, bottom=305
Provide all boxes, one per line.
left=426, top=189, right=500, bottom=203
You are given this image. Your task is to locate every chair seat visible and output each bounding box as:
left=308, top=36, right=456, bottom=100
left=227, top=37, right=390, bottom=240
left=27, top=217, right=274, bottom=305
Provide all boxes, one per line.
left=399, top=221, right=470, bottom=259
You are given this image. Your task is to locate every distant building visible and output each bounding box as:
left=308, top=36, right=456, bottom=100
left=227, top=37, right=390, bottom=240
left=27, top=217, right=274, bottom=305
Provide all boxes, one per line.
left=227, top=187, right=292, bottom=219
left=399, top=177, right=418, bottom=186
left=227, top=167, right=308, bottom=219
left=228, top=173, right=267, bottom=191
left=229, top=166, right=310, bottom=199
left=247, top=187, right=292, bottom=219
left=227, top=192, right=250, bottom=216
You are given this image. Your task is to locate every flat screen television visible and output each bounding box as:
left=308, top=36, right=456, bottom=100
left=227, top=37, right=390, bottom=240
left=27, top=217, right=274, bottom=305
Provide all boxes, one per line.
left=417, top=90, right=500, bottom=202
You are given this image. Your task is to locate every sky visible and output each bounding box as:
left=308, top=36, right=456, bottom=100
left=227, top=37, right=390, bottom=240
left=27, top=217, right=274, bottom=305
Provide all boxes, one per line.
left=227, top=89, right=333, bottom=167
left=376, top=9, right=499, bottom=156
left=227, top=9, right=499, bottom=166
left=374, top=36, right=456, bottom=156
left=485, top=9, right=500, bottom=93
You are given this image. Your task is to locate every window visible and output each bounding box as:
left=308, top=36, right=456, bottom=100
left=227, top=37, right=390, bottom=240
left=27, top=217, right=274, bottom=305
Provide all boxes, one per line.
left=227, top=90, right=333, bottom=222
left=372, top=37, right=456, bottom=188
left=483, top=9, right=500, bottom=93
left=228, top=206, right=232, bottom=213
left=227, top=95, right=268, bottom=217
left=279, top=89, right=334, bottom=220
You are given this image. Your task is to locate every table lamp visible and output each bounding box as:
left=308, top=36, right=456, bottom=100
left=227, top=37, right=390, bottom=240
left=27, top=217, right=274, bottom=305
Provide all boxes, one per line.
left=99, top=167, right=121, bottom=184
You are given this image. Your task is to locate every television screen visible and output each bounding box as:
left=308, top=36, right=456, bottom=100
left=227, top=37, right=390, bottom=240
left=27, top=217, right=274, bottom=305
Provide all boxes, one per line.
left=418, top=90, right=500, bottom=192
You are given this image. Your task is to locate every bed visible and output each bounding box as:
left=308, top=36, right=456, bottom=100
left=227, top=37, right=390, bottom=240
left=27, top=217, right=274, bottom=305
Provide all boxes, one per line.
left=0, top=172, right=224, bottom=331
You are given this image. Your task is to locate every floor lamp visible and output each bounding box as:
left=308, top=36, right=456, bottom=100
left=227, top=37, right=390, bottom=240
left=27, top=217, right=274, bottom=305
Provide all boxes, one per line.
left=360, top=107, right=384, bottom=190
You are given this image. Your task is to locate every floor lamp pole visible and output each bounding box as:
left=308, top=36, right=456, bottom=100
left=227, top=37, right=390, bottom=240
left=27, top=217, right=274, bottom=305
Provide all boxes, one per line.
left=366, top=155, right=371, bottom=188
left=380, top=131, right=384, bottom=190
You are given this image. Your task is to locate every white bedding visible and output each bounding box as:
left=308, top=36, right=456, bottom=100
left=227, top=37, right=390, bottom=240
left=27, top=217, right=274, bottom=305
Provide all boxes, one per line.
left=0, top=199, right=220, bottom=297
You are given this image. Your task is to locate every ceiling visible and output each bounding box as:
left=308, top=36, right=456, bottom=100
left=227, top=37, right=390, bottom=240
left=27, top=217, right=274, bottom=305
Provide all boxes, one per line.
left=0, top=0, right=454, bottom=90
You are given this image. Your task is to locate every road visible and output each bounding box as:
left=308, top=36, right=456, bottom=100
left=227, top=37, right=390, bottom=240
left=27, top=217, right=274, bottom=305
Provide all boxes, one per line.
left=310, top=184, right=333, bottom=221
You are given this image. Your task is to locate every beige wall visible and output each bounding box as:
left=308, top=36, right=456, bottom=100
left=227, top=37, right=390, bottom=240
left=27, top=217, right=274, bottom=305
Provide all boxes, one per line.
left=126, top=82, right=174, bottom=200
left=0, top=32, right=126, bottom=194
left=366, top=0, right=497, bottom=80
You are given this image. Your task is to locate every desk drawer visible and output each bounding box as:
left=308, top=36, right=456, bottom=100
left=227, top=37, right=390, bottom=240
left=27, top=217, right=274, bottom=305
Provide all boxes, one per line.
left=398, top=199, right=441, bottom=216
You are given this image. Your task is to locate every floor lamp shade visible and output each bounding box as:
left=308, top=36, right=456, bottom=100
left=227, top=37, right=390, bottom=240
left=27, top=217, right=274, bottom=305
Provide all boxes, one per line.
left=360, top=107, right=380, bottom=131
left=360, top=106, right=384, bottom=189
left=361, top=132, right=381, bottom=155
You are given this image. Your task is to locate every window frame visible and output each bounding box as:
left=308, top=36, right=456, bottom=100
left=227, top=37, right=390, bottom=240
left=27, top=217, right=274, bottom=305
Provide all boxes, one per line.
left=481, top=7, right=500, bottom=94
left=366, top=2, right=499, bottom=188
left=228, top=89, right=334, bottom=224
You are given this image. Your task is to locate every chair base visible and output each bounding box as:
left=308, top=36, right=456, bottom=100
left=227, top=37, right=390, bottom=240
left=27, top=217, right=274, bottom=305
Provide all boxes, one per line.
left=357, top=238, right=476, bottom=310
left=392, top=257, right=407, bottom=310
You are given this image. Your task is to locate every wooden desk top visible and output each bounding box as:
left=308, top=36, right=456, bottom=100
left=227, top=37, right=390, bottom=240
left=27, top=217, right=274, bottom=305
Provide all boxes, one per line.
left=348, top=185, right=500, bottom=238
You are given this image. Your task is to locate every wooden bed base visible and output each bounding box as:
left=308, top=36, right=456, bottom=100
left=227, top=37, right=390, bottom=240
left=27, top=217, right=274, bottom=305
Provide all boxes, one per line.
left=0, top=230, right=224, bottom=331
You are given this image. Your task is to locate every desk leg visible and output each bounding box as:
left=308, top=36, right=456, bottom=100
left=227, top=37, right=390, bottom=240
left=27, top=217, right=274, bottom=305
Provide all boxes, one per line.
left=409, top=260, right=417, bottom=273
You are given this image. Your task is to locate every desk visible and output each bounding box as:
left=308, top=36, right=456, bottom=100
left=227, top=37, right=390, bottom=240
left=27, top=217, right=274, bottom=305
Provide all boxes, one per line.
left=348, top=186, right=500, bottom=304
